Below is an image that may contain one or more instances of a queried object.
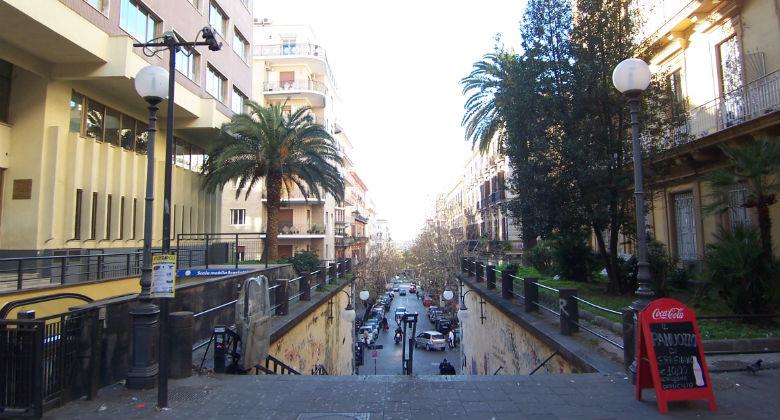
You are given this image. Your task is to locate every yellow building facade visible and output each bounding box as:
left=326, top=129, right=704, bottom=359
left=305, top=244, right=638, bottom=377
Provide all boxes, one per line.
left=0, top=0, right=254, bottom=257
left=640, top=0, right=780, bottom=263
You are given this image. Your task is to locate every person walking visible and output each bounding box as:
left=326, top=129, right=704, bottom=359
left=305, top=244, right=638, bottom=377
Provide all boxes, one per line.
left=448, top=330, right=455, bottom=349
left=439, top=358, right=456, bottom=375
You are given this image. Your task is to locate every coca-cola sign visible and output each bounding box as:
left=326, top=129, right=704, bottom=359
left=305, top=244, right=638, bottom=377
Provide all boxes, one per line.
left=652, top=307, right=685, bottom=320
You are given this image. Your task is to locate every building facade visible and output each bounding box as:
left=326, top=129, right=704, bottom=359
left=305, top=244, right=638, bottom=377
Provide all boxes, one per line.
left=0, top=0, right=253, bottom=256
left=637, top=0, right=780, bottom=263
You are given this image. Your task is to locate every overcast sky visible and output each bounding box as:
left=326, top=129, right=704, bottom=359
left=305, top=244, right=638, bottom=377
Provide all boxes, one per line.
left=255, top=1, right=526, bottom=242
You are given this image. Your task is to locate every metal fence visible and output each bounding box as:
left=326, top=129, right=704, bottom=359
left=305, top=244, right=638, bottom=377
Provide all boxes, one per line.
left=176, top=233, right=265, bottom=270
left=0, top=251, right=143, bottom=292
left=1, top=308, right=98, bottom=417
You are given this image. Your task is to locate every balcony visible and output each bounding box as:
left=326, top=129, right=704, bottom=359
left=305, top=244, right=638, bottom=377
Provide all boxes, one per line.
left=336, top=236, right=354, bottom=248
left=261, top=191, right=326, bottom=205
left=660, top=70, right=780, bottom=151
left=262, top=80, right=327, bottom=107
left=259, top=224, right=326, bottom=239
left=254, top=43, right=333, bottom=77
left=352, top=212, right=368, bottom=224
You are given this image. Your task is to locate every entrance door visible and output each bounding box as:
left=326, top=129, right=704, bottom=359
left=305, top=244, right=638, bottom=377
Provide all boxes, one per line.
left=280, top=71, right=295, bottom=90
left=673, top=192, right=698, bottom=261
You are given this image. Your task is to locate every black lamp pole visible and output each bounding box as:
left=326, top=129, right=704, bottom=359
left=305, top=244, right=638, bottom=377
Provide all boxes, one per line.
left=133, top=28, right=221, bottom=408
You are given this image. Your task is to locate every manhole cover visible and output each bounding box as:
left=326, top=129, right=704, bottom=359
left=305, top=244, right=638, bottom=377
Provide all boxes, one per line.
left=168, top=386, right=211, bottom=403
left=296, top=414, right=370, bottom=420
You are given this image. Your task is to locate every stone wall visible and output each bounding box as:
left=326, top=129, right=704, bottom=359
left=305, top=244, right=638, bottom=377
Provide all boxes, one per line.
left=269, top=282, right=354, bottom=375
left=460, top=283, right=578, bottom=375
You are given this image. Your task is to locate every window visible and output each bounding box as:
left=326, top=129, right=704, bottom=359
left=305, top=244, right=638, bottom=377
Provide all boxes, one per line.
left=728, top=184, right=751, bottom=230
left=191, top=146, right=206, bottom=172
left=132, top=198, right=138, bottom=239
left=119, top=196, right=125, bottom=239
left=69, top=91, right=84, bottom=133
left=669, top=69, right=684, bottom=117
left=85, top=99, right=105, bottom=141
left=231, top=87, right=247, bottom=114
left=136, top=121, right=149, bottom=154
left=86, top=0, right=108, bottom=14
left=105, top=108, right=121, bottom=146
left=175, top=46, right=199, bottom=81
left=187, top=0, right=199, bottom=9
left=90, top=192, right=98, bottom=240
left=0, top=59, right=10, bottom=123
left=230, top=209, right=246, bottom=225
left=206, top=65, right=226, bottom=102
left=74, top=189, right=83, bottom=239
left=282, top=38, right=297, bottom=55
left=120, top=115, right=136, bottom=151
left=106, top=194, right=112, bottom=239
left=673, top=192, right=698, bottom=261
left=120, top=0, right=158, bottom=43
left=174, top=138, right=191, bottom=169
left=232, top=29, right=248, bottom=60
left=208, top=2, right=227, bottom=36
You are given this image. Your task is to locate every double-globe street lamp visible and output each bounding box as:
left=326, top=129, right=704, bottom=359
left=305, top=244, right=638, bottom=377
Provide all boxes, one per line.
left=612, top=58, right=656, bottom=372
left=127, top=28, right=221, bottom=406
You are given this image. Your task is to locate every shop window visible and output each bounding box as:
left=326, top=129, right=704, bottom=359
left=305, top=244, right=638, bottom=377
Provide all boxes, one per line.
left=85, top=99, right=105, bottom=141
left=105, top=108, right=121, bottom=146
left=69, top=91, right=84, bottom=133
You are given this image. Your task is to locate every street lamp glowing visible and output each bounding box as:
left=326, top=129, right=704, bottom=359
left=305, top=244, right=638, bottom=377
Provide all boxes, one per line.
left=611, top=58, right=651, bottom=94
left=134, top=65, right=169, bottom=101
left=359, top=290, right=370, bottom=301
left=442, top=290, right=454, bottom=301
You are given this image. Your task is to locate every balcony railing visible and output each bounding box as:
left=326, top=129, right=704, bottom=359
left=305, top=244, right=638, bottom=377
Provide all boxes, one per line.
left=662, top=70, right=780, bottom=150
left=254, top=43, right=326, bottom=59
left=263, top=80, right=327, bottom=95
left=259, top=224, right=326, bottom=235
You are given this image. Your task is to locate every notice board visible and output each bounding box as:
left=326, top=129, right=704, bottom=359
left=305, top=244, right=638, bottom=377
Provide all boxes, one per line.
left=636, top=298, right=716, bottom=414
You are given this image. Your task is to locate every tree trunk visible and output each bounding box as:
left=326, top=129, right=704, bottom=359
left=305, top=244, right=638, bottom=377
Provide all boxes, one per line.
left=265, top=171, right=282, bottom=261
left=593, top=222, right=619, bottom=294
left=757, top=204, right=773, bottom=261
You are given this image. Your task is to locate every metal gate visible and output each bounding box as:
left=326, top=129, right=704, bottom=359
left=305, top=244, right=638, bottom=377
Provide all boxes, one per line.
left=0, top=308, right=98, bottom=418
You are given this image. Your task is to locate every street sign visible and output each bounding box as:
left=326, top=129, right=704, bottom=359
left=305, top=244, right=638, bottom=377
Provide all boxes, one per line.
left=371, top=350, right=380, bottom=359
left=366, top=344, right=383, bottom=350
left=151, top=254, right=176, bottom=298
left=176, top=268, right=252, bottom=277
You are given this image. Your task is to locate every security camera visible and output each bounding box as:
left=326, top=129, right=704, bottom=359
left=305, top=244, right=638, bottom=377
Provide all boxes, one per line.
left=201, top=26, right=222, bottom=51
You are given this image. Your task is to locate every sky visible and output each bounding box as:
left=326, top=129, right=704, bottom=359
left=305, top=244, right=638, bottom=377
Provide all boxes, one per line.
left=255, top=1, right=526, bottom=242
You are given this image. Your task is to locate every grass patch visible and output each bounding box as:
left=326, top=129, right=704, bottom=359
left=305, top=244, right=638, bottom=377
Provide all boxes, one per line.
left=510, top=265, right=779, bottom=340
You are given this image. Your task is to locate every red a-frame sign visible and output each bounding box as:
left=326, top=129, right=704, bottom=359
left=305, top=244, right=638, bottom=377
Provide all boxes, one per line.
left=636, top=298, right=716, bottom=414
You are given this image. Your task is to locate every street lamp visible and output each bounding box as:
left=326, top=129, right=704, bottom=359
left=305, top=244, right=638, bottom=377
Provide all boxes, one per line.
left=339, top=289, right=369, bottom=322
left=612, top=58, right=655, bottom=375
left=126, top=65, right=168, bottom=390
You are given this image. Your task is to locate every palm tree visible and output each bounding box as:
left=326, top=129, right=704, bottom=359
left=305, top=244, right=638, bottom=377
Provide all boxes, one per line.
left=202, top=101, right=344, bottom=260
left=460, top=51, right=517, bottom=153
left=705, top=137, right=780, bottom=260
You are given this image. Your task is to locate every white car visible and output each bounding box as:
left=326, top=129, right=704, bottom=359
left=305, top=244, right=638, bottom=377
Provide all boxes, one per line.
left=414, top=331, right=447, bottom=351
left=357, top=326, right=375, bottom=344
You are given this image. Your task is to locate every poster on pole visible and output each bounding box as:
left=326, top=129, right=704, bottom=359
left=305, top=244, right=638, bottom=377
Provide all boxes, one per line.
left=151, top=254, right=176, bottom=298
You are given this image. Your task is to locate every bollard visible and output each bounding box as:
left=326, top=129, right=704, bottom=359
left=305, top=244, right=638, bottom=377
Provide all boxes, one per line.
left=301, top=273, right=311, bottom=301
left=524, top=277, right=538, bottom=313
left=475, top=262, right=484, bottom=283
left=486, top=265, right=496, bottom=290
left=558, top=289, right=578, bottom=335
left=275, top=280, right=289, bottom=315
left=501, top=269, right=513, bottom=299
left=167, top=311, right=193, bottom=379
left=622, top=308, right=636, bottom=375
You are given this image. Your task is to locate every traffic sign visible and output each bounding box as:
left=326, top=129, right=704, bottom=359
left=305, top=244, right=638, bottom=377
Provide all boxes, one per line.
left=371, top=350, right=380, bottom=359
left=366, top=344, right=384, bottom=350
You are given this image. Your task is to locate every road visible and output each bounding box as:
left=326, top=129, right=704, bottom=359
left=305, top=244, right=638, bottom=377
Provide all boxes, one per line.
left=358, top=283, right=458, bottom=375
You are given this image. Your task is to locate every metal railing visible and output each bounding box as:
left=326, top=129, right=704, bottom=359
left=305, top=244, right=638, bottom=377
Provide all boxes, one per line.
left=177, top=233, right=267, bottom=270
left=0, top=251, right=143, bottom=292
left=254, top=43, right=327, bottom=59
left=263, top=80, right=327, bottom=95
left=661, top=69, right=780, bottom=150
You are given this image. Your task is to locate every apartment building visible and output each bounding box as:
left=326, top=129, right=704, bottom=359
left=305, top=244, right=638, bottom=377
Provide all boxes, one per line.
left=0, top=0, right=252, bottom=257
left=636, top=0, right=780, bottom=263
left=218, top=21, right=370, bottom=262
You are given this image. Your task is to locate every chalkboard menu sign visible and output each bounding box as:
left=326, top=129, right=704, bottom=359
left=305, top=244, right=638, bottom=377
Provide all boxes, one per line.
left=635, top=298, right=716, bottom=414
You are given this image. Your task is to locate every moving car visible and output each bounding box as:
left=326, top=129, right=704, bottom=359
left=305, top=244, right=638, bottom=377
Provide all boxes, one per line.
left=399, top=288, right=407, bottom=296
left=414, top=331, right=447, bottom=351
left=409, top=284, right=417, bottom=294
left=394, top=307, right=406, bottom=322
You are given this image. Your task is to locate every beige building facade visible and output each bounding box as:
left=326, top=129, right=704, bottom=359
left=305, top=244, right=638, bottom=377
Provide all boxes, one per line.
left=0, top=0, right=253, bottom=256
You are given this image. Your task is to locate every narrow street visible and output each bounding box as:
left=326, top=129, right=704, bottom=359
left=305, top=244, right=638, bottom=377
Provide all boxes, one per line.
left=359, top=283, right=458, bottom=375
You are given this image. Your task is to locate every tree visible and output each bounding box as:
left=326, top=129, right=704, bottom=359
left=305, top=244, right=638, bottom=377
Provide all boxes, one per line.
left=405, top=222, right=462, bottom=304
left=705, top=137, right=780, bottom=261
left=202, top=101, right=344, bottom=260
left=356, top=241, right=404, bottom=304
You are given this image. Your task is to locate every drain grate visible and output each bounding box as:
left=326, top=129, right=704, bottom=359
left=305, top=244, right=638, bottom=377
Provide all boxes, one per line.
left=168, top=386, right=211, bottom=403
left=296, top=414, right=371, bottom=420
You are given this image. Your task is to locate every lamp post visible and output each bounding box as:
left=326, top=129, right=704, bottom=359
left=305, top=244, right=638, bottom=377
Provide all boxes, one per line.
left=126, top=65, right=168, bottom=390
left=612, top=58, right=655, bottom=374
left=341, top=288, right=369, bottom=374
left=132, top=28, right=220, bottom=407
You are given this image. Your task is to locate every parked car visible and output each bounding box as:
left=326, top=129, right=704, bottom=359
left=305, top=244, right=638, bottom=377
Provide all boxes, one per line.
left=357, top=326, right=375, bottom=344
left=399, top=288, right=407, bottom=296
left=392, top=286, right=400, bottom=292
left=394, top=307, right=406, bottom=322
left=428, top=309, right=442, bottom=322
left=414, top=331, right=447, bottom=351
left=409, top=285, right=417, bottom=294
left=435, top=318, right=452, bottom=334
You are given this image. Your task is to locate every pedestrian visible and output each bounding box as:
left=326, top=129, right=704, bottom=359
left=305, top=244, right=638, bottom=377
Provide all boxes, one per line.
left=448, top=330, right=455, bottom=349
left=362, top=330, right=370, bottom=345
left=439, top=358, right=456, bottom=375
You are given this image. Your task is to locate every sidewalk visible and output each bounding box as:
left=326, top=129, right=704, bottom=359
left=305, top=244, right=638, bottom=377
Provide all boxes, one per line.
left=44, top=369, right=779, bottom=419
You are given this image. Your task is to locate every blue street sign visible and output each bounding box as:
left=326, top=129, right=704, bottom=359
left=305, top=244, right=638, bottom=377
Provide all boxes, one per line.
left=177, top=268, right=253, bottom=277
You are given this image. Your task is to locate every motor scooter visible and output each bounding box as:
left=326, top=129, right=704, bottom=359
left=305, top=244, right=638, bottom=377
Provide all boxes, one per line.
left=394, top=331, right=402, bottom=345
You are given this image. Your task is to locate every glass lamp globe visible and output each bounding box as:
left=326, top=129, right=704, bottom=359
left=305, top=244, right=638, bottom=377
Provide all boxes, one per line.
left=359, top=290, right=370, bottom=301
left=134, top=65, right=169, bottom=101
left=442, top=290, right=454, bottom=301
left=612, top=58, right=651, bottom=93
left=458, top=306, right=469, bottom=321
left=342, top=307, right=356, bottom=322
